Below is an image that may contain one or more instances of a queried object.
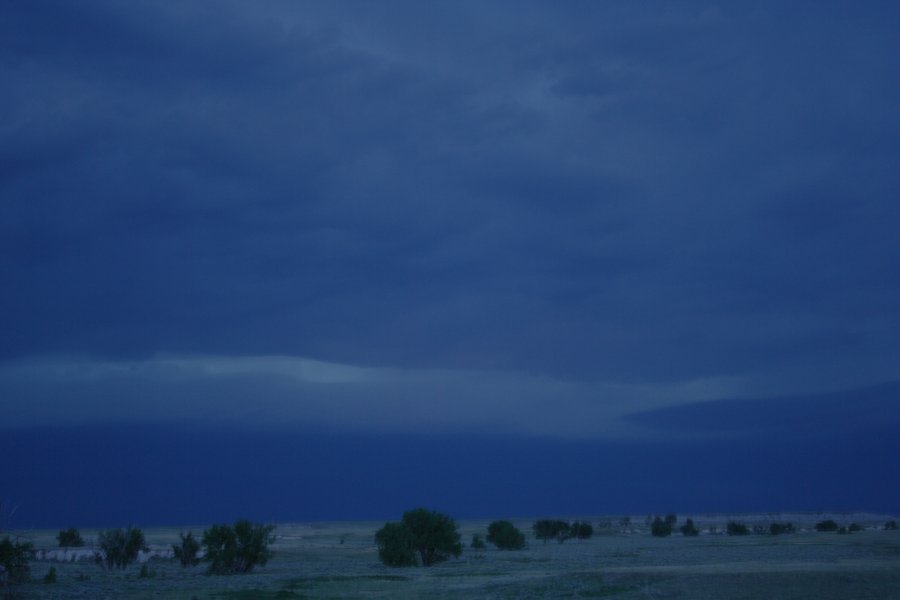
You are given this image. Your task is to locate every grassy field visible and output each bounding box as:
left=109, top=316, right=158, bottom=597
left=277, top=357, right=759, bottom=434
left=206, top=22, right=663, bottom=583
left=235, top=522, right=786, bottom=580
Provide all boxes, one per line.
left=12, top=514, right=900, bottom=599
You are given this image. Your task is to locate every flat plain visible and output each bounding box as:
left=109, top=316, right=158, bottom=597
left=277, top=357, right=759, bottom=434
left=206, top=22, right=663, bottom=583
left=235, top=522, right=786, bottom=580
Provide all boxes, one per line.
left=13, top=513, right=900, bottom=599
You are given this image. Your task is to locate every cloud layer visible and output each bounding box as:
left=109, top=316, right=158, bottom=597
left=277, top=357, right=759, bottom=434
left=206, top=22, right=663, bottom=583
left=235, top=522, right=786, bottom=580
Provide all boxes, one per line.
left=3, top=1, right=899, bottom=436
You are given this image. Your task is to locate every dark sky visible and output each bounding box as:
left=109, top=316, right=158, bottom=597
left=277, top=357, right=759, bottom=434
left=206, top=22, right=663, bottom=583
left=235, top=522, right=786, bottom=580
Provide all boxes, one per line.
left=2, top=1, right=899, bottom=527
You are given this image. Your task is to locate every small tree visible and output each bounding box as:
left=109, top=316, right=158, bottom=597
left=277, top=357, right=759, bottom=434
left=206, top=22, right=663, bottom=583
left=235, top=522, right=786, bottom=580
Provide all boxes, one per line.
left=770, top=522, right=794, bottom=535
left=56, top=528, right=84, bottom=548
left=402, top=508, right=462, bottom=567
left=486, top=520, right=525, bottom=550
left=97, top=526, right=147, bottom=569
left=651, top=517, right=672, bottom=537
left=532, top=520, right=572, bottom=544
left=680, top=518, right=699, bottom=536
left=375, top=522, right=416, bottom=567
left=815, top=519, right=839, bottom=532
left=884, top=520, right=897, bottom=531
left=1, top=536, right=34, bottom=597
left=726, top=521, right=749, bottom=536
left=202, top=520, right=275, bottom=575
left=470, top=533, right=486, bottom=550
left=173, top=531, right=201, bottom=568
left=572, top=521, right=594, bottom=540
left=376, top=509, right=461, bottom=567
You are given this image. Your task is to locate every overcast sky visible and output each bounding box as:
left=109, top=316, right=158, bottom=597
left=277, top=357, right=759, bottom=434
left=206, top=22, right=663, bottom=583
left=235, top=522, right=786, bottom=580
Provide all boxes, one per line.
left=2, top=2, right=899, bottom=525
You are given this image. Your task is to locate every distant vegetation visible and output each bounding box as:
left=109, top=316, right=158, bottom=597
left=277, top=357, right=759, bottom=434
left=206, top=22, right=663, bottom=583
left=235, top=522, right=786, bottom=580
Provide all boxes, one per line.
left=532, top=519, right=593, bottom=543
left=651, top=515, right=676, bottom=537
left=173, top=531, right=201, bottom=568
left=486, top=520, right=526, bottom=550
left=769, top=522, right=794, bottom=535
left=726, top=521, right=749, bottom=536
left=202, top=520, right=276, bottom=575
left=97, top=526, right=147, bottom=569
left=56, top=527, right=84, bottom=548
left=533, top=519, right=568, bottom=543
left=0, top=535, right=34, bottom=596
left=815, top=519, right=839, bottom=532
left=376, top=508, right=462, bottom=567
left=680, top=518, right=699, bottom=536
left=470, top=533, right=486, bottom=549
left=885, top=520, right=898, bottom=530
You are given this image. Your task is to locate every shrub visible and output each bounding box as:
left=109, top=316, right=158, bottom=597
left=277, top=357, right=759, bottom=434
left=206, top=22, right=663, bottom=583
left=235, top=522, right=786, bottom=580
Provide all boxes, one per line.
left=651, top=517, right=672, bottom=537
left=0, top=536, right=34, bottom=592
left=376, top=522, right=417, bottom=567
left=486, top=520, right=526, bottom=550
left=470, top=534, right=486, bottom=550
left=97, top=526, right=147, bottom=569
left=885, top=520, right=897, bottom=531
left=848, top=523, right=862, bottom=532
left=532, top=520, right=572, bottom=543
left=769, top=522, right=794, bottom=535
left=572, top=521, right=594, bottom=540
left=57, top=528, right=85, bottom=548
left=815, top=519, right=839, bottom=532
left=43, top=565, right=57, bottom=584
left=680, top=518, right=699, bottom=536
left=138, top=563, right=155, bottom=578
left=376, top=509, right=461, bottom=567
left=173, top=532, right=201, bottom=568
left=202, top=520, right=276, bottom=575
left=726, top=521, right=749, bottom=536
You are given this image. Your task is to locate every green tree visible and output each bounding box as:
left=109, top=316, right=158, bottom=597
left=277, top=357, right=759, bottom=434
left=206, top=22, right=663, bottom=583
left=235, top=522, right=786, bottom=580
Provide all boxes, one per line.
left=486, top=520, right=526, bottom=550
left=769, top=522, right=794, bottom=535
left=532, top=519, right=572, bottom=543
left=375, top=522, right=416, bottom=567
left=726, top=521, right=749, bottom=536
left=56, top=528, right=84, bottom=548
left=173, top=531, right=201, bottom=568
left=202, top=520, right=276, bottom=575
left=651, top=517, right=672, bottom=537
left=572, top=521, right=594, bottom=540
left=401, top=508, right=462, bottom=566
left=97, top=526, right=147, bottom=569
left=1, top=535, right=34, bottom=597
left=375, top=508, right=462, bottom=567
left=815, top=519, right=839, bottom=532
left=680, top=518, right=699, bottom=536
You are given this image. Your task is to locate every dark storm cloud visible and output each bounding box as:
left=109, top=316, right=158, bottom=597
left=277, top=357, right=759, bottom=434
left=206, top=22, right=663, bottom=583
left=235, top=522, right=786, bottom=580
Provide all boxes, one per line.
left=2, top=1, right=899, bottom=434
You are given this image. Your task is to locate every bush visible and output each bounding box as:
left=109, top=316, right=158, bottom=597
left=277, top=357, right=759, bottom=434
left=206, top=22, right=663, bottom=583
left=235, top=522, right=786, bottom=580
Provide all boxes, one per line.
left=885, top=520, right=897, bottom=531
left=43, top=565, right=57, bottom=584
left=375, top=522, right=417, bottom=567
left=769, top=522, right=794, bottom=535
left=173, top=531, right=201, bottom=568
left=138, top=563, right=155, bottom=578
left=56, top=528, right=84, bottom=548
left=571, top=521, right=593, bottom=540
left=0, top=536, right=34, bottom=593
left=376, top=509, right=461, bottom=567
left=815, top=519, right=839, bottom=532
left=680, top=518, right=699, bottom=536
left=97, top=527, right=147, bottom=570
left=726, top=521, right=749, bottom=536
left=848, top=523, right=862, bottom=532
left=470, top=534, right=486, bottom=550
left=202, top=520, right=276, bottom=575
left=486, top=520, right=526, bottom=550
left=533, top=520, right=572, bottom=543
left=651, top=517, right=672, bottom=537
